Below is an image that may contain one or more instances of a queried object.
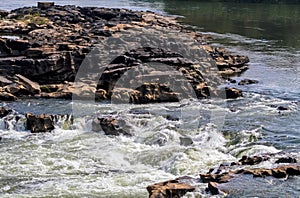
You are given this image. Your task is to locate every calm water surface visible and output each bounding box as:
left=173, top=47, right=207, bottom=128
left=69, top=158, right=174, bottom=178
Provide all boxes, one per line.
left=0, top=1, right=299, bottom=197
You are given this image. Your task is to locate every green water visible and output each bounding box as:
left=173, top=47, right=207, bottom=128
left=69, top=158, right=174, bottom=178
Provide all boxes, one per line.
left=162, top=0, right=300, bottom=48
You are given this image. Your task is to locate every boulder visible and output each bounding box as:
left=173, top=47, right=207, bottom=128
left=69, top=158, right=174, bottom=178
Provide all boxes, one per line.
left=224, top=87, right=243, bottom=99
left=0, top=107, right=11, bottom=118
left=92, top=117, right=132, bottom=136
left=25, top=113, right=54, bottom=133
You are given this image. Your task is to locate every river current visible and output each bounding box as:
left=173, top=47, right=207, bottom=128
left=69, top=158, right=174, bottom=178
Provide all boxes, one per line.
left=0, top=0, right=299, bottom=197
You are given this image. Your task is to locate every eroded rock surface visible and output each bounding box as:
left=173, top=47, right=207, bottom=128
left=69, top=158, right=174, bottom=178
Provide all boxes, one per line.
left=0, top=4, right=248, bottom=103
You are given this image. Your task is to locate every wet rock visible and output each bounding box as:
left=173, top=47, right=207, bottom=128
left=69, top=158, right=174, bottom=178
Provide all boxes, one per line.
left=92, top=117, right=132, bottom=136
left=25, top=113, right=54, bottom=133
left=227, top=78, right=236, bottom=83
left=0, top=107, right=11, bottom=118
left=0, top=91, right=17, bottom=101
left=147, top=177, right=195, bottom=198
left=238, top=155, right=269, bottom=165
left=179, top=136, right=193, bottom=146
left=207, top=182, right=220, bottom=195
left=224, top=87, right=243, bottom=99
left=277, top=106, right=289, bottom=111
left=238, top=79, right=259, bottom=85
left=275, top=157, right=297, bottom=164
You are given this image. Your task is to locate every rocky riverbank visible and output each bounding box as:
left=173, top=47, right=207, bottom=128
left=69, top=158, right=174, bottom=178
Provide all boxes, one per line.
left=147, top=154, right=300, bottom=197
left=0, top=3, right=249, bottom=103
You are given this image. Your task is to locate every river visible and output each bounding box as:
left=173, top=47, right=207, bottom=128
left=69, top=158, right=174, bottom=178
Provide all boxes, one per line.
left=0, top=0, right=299, bottom=197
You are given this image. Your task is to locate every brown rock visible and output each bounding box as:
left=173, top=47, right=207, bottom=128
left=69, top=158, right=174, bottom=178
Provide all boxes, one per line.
left=25, top=113, right=54, bottom=133
left=133, top=83, right=179, bottom=104
left=147, top=179, right=195, bottom=198
left=15, top=74, right=41, bottom=95
left=0, top=91, right=17, bottom=101
left=0, top=76, right=13, bottom=86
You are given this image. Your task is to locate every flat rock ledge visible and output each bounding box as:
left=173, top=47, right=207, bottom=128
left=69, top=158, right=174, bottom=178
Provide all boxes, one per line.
left=147, top=154, right=300, bottom=197
left=0, top=4, right=249, bottom=103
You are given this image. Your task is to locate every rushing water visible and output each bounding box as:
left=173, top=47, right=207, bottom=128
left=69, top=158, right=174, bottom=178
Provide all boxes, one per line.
left=0, top=0, right=300, bottom=197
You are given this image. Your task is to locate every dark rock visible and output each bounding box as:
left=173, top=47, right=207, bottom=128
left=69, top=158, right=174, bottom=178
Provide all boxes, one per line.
left=224, top=87, right=243, bottom=99
left=238, top=79, right=259, bottom=85
left=15, top=74, right=41, bottom=95
left=92, top=117, right=132, bottom=136
left=37, top=2, right=55, bottom=10
left=275, top=157, right=297, bottom=164
left=0, top=10, right=9, bottom=18
left=6, top=39, right=30, bottom=52
left=0, top=107, right=11, bottom=118
left=133, top=83, right=179, bottom=104
left=238, top=155, right=269, bottom=165
left=25, top=113, right=54, bottom=133
left=0, top=91, right=17, bottom=101
left=147, top=178, right=195, bottom=198
left=207, top=182, right=219, bottom=195
left=0, top=39, right=12, bottom=57
left=227, top=78, right=237, bottom=83
left=277, top=106, right=289, bottom=111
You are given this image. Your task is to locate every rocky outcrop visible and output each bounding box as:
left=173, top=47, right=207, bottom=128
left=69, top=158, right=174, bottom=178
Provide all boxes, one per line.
left=0, top=4, right=248, bottom=103
left=25, top=113, right=55, bottom=133
left=202, top=44, right=249, bottom=76
left=148, top=154, right=300, bottom=197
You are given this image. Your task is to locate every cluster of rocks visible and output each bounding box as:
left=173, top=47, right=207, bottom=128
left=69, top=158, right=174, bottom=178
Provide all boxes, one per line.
left=0, top=106, right=72, bottom=133
left=147, top=154, right=300, bottom=197
left=0, top=3, right=249, bottom=103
